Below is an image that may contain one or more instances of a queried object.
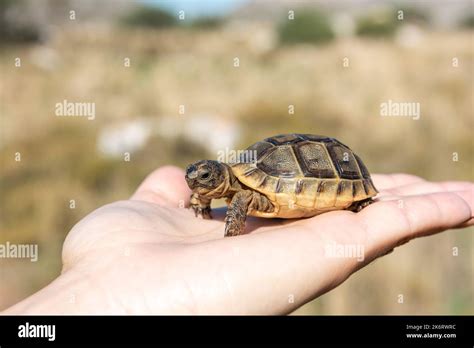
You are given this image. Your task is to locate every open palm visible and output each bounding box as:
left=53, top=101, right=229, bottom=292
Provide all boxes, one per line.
left=5, top=166, right=473, bottom=314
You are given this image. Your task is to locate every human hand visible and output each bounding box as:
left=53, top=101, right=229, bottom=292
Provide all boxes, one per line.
left=4, top=166, right=473, bottom=314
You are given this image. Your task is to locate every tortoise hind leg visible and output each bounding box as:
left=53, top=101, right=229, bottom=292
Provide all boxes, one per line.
left=348, top=198, right=374, bottom=213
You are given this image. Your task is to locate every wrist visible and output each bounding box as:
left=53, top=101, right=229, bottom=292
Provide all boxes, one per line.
left=2, top=269, right=108, bottom=314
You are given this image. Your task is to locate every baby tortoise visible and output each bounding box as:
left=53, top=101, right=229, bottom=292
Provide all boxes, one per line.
left=185, top=134, right=378, bottom=237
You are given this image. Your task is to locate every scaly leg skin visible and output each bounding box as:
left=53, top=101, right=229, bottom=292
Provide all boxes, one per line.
left=225, top=190, right=274, bottom=237
left=225, top=191, right=252, bottom=237
left=348, top=198, right=374, bottom=213
left=190, top=193, right=212, bottom=219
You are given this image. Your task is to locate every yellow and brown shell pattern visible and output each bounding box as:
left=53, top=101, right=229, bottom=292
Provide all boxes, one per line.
left=230, top=134, right=378, bottom=218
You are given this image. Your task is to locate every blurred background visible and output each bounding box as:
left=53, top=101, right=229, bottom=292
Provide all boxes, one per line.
left=0, top=0, right=472, bottom=314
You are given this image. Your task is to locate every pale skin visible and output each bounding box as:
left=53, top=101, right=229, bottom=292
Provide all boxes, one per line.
left=2, top=166, right=473, bottom=314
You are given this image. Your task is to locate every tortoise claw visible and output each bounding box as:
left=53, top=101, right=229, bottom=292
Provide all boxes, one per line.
left=192, top=205, right=212, bottom=219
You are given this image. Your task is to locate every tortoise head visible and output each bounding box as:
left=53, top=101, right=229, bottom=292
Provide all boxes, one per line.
left=185, top=160, right=228, bottom=196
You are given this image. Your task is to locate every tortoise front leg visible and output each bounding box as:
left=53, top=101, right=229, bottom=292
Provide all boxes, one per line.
left=225, top=190, right=253, bottom=237
left=190, top=193, right=212, bottom=219
left=225, top=190, right=274, bottom=237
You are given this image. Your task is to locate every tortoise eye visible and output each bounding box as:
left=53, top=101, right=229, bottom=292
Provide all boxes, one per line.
left=200, top=172, right=210, bottom=180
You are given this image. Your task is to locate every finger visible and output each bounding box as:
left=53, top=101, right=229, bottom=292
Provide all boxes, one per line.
left=178, top=224, right=349, bottom=314
left=359, top=190, right=473, bottom=254
left=131, top=166, right=191, bottom=207
left=378, top=180, right=474, bottom=197
left=371, top=173, right=425, bottom=191
left=189, top=190, right=472, bottom=314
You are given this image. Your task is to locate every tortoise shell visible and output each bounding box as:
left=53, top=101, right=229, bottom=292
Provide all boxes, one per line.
left=229, top=134, right=378, bottom=218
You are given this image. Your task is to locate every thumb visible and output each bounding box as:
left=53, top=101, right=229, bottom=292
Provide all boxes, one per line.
left=130, top=165, right=191, bottom=208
